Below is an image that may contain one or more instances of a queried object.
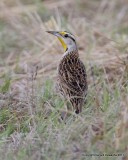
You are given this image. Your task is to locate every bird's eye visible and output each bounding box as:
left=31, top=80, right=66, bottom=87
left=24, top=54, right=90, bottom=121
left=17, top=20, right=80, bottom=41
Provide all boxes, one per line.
left=64, top=34, right=68, bottom=38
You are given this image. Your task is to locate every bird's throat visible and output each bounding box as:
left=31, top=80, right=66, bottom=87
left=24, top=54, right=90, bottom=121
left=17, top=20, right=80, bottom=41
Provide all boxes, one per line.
left=58, top=37, right=67, bottom=52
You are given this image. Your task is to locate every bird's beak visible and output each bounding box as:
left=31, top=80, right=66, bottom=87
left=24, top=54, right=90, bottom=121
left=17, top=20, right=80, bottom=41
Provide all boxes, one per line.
left=46, top=31, right=67, bottom=52
left=46, top=31, right=60, bottom=37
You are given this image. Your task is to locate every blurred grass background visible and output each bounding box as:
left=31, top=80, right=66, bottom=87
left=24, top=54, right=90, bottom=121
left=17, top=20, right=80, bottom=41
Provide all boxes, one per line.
left=0, top=0, right=128, bottom=160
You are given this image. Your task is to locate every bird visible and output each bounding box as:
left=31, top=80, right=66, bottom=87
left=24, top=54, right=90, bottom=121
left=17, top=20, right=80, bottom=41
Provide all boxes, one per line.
left=47, top=31, right=87, bottom=115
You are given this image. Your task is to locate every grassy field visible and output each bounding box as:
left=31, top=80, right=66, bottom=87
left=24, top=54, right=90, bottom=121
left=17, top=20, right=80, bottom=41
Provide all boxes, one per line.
left=0, top=0, right=128, bottom=159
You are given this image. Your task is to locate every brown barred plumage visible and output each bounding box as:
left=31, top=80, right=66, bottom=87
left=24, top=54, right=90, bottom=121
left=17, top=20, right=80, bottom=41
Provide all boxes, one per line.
left=56, top=50, right=87, bottom=114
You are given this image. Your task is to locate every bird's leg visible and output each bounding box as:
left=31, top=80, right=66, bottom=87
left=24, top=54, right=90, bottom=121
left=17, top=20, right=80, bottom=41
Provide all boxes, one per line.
left=61, top=101, right=72, bottom=120
left=61, top=104, right=68, bottom=121
left=61, top=111, right=67, bottom=120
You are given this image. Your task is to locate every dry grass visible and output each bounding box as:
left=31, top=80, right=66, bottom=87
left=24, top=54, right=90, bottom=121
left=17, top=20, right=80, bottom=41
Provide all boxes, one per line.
left=0, top=0, right=128, bottom=160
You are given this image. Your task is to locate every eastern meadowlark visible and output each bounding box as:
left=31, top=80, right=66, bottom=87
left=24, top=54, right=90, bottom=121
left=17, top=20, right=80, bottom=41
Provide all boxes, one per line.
left=47, top=31, right=87, bottom=114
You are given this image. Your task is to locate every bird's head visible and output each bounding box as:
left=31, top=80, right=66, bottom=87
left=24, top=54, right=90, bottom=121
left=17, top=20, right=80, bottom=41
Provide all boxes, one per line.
left=46, top=31, right=77, bottom=52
